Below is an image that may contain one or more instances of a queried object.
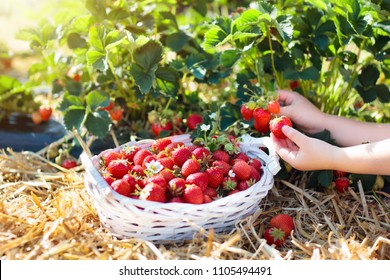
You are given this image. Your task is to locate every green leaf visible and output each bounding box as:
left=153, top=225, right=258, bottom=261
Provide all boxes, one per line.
left=85, top=110, right=111, bottom=138
left=232, top=9, right=262, bottom=33
left=59, top=94, right=84, bottom=112
left=133, top=40, right=163, bottom=71
left=67, top=33, right=87, bottom=49
left=220, top=49, right=241, bottom=68
left=375, top=84, right=390, bottom=103
left=86, top=90, right=110, bottom=110
left=166, top=32, right=190, bottom=52
left=305, top=0, right=328, bottom=11
left=86, top=50, right=108, bottom=71
left=63, top=108, right=86, bottom=132
left=214, top=16, right=232, bottom=35
left=0, top=75, right=21, bottom=94
left=105, top=30, right=126, bottom=50
left=65, top=80, right=82, bottom=95
left=356, top=85, right=377, bottom=103
left=202, top=27, right=228, bottom=50
left=338, top=51, right=357, bottom=65
left=358, top=65, right=379, bottom=87
left=70, top=15, right=95, bottom=33
left=130, top=63, right=158, bottom=94
left=89, top=25, right=106, bottom=52
left=318, top=170, right=333, bottom=187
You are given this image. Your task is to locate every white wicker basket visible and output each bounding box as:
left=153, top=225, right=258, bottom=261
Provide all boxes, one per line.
left=81, top=134, right=280, bottom=243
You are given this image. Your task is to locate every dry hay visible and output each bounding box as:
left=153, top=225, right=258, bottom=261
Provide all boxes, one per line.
left=0, top=148, right=389, bottom=260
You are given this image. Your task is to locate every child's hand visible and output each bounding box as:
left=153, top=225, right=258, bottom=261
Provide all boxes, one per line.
left=271, top=125, right=337, bottom=171
left=277, top=90, right=326, bottom=135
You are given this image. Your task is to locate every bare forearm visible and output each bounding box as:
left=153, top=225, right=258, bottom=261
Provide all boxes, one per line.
left=333, top=139, right=390, bottom=175
left=323, top=115, right=390, bottom=146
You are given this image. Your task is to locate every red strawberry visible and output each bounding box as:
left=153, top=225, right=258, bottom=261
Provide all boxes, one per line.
left=187, top=113, right=203, bottom=130
left=270, top=214, right=295, bottom=236
left=267, top=100, right=280, bottom=114
left=269, top=116, right=292, bottom=139
left=204, top=187, right=218, bottom=199
left=120, top=146, right=140, bottom=163
left=157, top=157, right=175, bottom=170
left=254, top=119, right=270, bottom=133
left=212, top=150, right=230, bottom=163
left=212, top=160, right=231, bottom=176
left=140, top=182, right=166, bottom=202
left=165, top=142, right=184, bottom=153
left=333, top=170, right=348, bottom=178
left=151, top=121, right=173, bottom=137
left=253, top=107, right=271, bottom=126
left=206, top=167, right=224, bottom=188
left=103, top=173, right=115, bottom=186
left=61, top=159, right=77, bottom=169
left=186, top=172, right=209, bottom=191
left=183, top=184, right=204, bottom=204
left=169, top=197, right=184, bottom=203
left=110, top=178, right=132, bottom=197
left=192, top=147, right=211, bottom=161
left=107, top=159, right=132, bottom=179
left=131, top=164, right=146, bottom=177
left=151, top=138, right=172, bottom=153
left=232, top=160, right=251, bottom=181
left=289, top=80, right=300, bottom=90
left=335, top=177, right=350, bottom=193
left=249, top=166, right=261, bottom=182
left=103, top=151, right=124, bottom=166
left=240, top=104, right=254, bottom=121
left=172, top=146, right=192, bottom=167
left=233, top=152, right=249, bottom=163
left=133, top=149, right=152, bottom=166
left=168, top=178, right=186, bottom=196
left=160, top=168, right=175, bottom=183
left=228, top=189, right=240, bottom=196
left=142, top=155, right=157, bottom=167
left=181, top=158, right=200, bottom=178
left=122, top=174, right=137, bottom=194
left=264, top=227, right=287, bottom=247
left=144, top=174, right=167, bottom=190
left=237, top=180, right=251, bottom=191
left=249, top=158, right=262, bottom=172
left=39, top=105, right=52, bottom=122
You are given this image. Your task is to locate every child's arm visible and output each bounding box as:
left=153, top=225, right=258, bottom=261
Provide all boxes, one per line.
left=271, top=126, right=390, bottom=175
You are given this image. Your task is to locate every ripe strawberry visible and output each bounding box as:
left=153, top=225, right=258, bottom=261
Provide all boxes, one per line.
left=151, top=121, right=173, bottom=137
left=144, top=175, right=167, bottom=190
left=206, top=167, right=224, bottom=188
left=157, top=157, right=175, bottom=170
left=39, top=105, right=52, bottom=122
left=151, top=138, right=172, bottom=153
left=160, top=168, right=175, bottom=182
left=109, top=107, right=123, bottom=122
left=232, top=152, right=249, bottom=163
left=249, top=158, right=262, bottom=172
left=264, top=227, right=287, bottom=247
left=335, top=177, right=350, bottom=193
left=100, top=100, right=114, bottom=111
left=192, top=147, right=211, bottom=161
left=203, top=194, right=213, bottom=203
left=168, top=178, right=186, bottom=196
left=107, top=159, right=132, bottom=179
left=249, top=166, right=261, bottom=182
left=142, top=155, right=157, bottom=167
left=237, top=180, right=251, bottom=191
left=204, top=187, right=218, bottom=199
left=183, top=184, right=204, bottom=204
left=102, top=151, right=124, bottom=166
left=270, top=214, right=295, bottom=236
left=254, top=119, right=269, bottom=133
left=61, top=159, right=77, bottom=169
left=186, top=172, right=209, bottom=191
left=289, top=80, right=300, bottom=90
left=103, top=173, right=115, bottom=186
left=172, top=146, right=192, bottom=167
left=187, top=113, right=203, bottom=130
left=122, top=174, right=137, bottom=193
left=212, top=160, right=231, bottom=176
left=228, top=189, right=240, bottom=196
left=333, top=170, right=348, bottom=178
left=169, top=197, right=184, bottom=203
left=269, top=116, right=292, bottom=139
left=253, top=107, right=271, bottom=127
left=240, top=104, right=254, bottom=121
left=212, top=150, right=230, bottom=163
left=232, top=160, right=251, bottom=181
left=267, top=100, right=280, bottom=114
left=111, top=178, right=132, bottom=197
left=131, top=164, right=145, bottom=177
left=140, top=182, right=166, bottom=202
left=120, top=146, right=140, bottom=163
left=165, top=142, right=184, bottom=153
left=133, top=149, right=152, bottom=166
left=181, top=158, right=200, bottom=178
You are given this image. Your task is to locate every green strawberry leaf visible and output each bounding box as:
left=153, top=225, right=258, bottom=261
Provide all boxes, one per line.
left=130, top=63, right=158, bottom=94
left=85, top=110, right=111, bottom=138
left=86, top=90, right=110, bottom=110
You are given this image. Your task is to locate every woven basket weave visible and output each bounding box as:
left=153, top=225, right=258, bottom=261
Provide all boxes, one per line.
left=81, top=134, right=281, bottom=243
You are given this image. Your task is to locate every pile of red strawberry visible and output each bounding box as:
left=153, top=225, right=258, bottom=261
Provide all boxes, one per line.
left=99, top=136, right=263, bottom=204
left=240, top=98, right=292, bottom=139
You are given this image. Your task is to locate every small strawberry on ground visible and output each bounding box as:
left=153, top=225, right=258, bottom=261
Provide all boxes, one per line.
left=264, top=227, right=287, bottom=247
left=270, top=214, right=295, bottom=236
left=269, top=116, right=292, bottom=139
left=334, top=177, right=350, bottom=193
left=61, top=159, right=78, bottom=169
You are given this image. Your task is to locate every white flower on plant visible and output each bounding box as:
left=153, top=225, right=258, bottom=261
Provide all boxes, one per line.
left=200, top=124, right=211, bottom=132
left=145, top=160, right=163, bottom=174
left=228, top=169, right=236, bottom=178
left=209, top=112, right=217, bottom=119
